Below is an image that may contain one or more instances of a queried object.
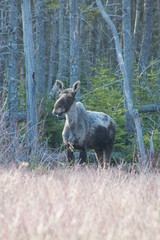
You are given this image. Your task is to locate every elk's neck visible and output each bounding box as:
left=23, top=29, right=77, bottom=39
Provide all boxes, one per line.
left=65, top=102, right=78, bottom=126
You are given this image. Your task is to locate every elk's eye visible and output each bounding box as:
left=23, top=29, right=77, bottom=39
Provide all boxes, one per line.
left=58, top=103, right=62, bottom=108
left=57, top=99, right=65, bottom=108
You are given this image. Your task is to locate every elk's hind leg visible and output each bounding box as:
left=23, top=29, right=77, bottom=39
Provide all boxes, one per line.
left=94, top=149, right=105, bottom=168
left=104, top=142, right=114, bottom=167
left=103, top=149, right=111, bottom=168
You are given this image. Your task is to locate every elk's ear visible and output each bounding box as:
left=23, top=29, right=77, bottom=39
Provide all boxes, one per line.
left=72, top=81, right=80, bottom=92
left=56, top=80, right=64, bottom=92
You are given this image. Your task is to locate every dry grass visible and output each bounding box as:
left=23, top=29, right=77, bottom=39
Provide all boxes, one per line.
left=0, top=166, right=160, bottom=240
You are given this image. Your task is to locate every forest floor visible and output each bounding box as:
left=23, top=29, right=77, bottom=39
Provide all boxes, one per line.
left=0, top=165, right=160, bottom=240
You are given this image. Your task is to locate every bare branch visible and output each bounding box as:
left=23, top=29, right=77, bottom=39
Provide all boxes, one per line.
left=140, top=104, right=160, bottom=113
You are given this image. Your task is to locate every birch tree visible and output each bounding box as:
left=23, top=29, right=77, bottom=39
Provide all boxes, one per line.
left=8, top=0, right=19, bottom=134
left=21, top=0, right=37, bottom=159
left=96, top=0, right=148, bottom=167
left=69, top=0, right=80, bottom=87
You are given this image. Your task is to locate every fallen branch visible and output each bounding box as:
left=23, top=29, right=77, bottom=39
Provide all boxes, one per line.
left=139, top=104, right=160, bottom=113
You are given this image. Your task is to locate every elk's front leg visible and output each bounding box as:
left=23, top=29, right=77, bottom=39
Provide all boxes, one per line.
left=63, top=126, right=74, bottom=165
left=79, top=147, right=87, bottom=165
left=64, top=144, right=75, bottom=165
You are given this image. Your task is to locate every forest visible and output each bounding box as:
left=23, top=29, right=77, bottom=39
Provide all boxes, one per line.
left=1, top=1, right=160, bottom=239
left=0, top=0, right=160, bottom=168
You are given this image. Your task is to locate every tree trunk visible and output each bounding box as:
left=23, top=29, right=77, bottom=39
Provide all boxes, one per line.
left=21, top=0, right=37, bottom=160
left=95, top=18, right=103, bottom=66
left=48, top=10, right=59, bottom=93
left=133, top=0, right=141, bottom=61
left=63, top=6, right=70, bottom=81
left=133, top=109, right=148, bottom=164
left=79, top=0, right=85, bottom=75
left=157, top=0, right=160, bottom=81
left=8, top=0, right=19, bottom=134
left=138, top=0, right=153, bottom=75
left=57, top=0, right=65, bottom=81
left=35, top=0, right=46, bottom=98
left=96, top=0, right=148, bottom=167
left=123, top=0, right=134, bottom=134
left=69, top=0, right=80, bottom=87
left=0, top=1, right=9, bottom=105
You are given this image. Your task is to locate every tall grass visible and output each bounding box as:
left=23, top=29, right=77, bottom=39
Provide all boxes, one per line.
left=0, top=105, right=63, bottom=167
left=0, top=166, right=160, bottom=240
left=0, top=103, right=160, bottom=239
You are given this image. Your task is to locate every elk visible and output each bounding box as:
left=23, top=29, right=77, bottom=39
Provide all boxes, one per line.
left=52, top=80, right=116, bottom=168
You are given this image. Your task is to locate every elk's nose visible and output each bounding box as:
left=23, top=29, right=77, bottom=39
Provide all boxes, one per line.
left=52, top=109, right=60, bottom=117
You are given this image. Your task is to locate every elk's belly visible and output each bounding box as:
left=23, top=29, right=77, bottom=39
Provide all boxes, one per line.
left=87, top=124, right=115, bottom=149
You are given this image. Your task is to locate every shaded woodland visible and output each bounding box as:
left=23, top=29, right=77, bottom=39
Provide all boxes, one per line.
left=0, top=0, right=160, bottom=167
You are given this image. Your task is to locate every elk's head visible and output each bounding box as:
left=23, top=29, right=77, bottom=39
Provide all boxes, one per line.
left=52, top=80, right=80, bottom=116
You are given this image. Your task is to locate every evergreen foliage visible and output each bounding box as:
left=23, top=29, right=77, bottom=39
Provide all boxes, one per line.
left=40, top=98, right=64, bottom=148
left=134, top=66, right=160, bottom=153
left=81, top=65, right=132, bottom=160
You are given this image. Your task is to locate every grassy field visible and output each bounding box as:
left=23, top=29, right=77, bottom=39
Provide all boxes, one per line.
left=0, top=166, right=160, bottom=240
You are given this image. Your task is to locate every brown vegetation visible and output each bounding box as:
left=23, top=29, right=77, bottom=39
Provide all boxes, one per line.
left=0, top=166, right=160, bottom=240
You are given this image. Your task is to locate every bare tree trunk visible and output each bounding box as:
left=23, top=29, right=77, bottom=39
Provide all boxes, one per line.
left=140, top=104, right=160, bottom=113
left=138, top=0, right=153, bottom=75
left=0, top=1, right=9, bottom=105
left=157, top=0, right=160, bottom=79
left=123, top=0, right=134, bottom=134
left=79, top=0, right=85, bottom=78
left=48, top=10, right=59, bottom=93
left=133, top=0, right=141, bottom=61
left=96, top=0, right=148, bottom=167
left=123, top=0, right=133, bottom=85
left=21, top=0, right=37, bottom=160
left=57, top=0, right=65, bottom=81
left=35, top=0, right=46, bottom=98
left=89, top=21, right=96, bottom=72
left=8, top=0, right=19, bottom=134
left=69, top=0, right=80, bottom=87
left=63, top=6, right=70, bottom=81
left=95, top=18, right=103, bottom=66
